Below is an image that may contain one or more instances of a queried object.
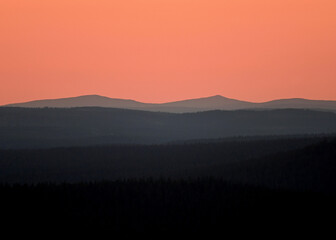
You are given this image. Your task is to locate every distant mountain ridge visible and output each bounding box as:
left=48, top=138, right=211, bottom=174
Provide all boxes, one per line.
left=4, top=95, right=336, bottom=113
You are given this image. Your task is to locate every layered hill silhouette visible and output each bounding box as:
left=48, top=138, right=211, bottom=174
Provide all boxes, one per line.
left=1, top=136, right=335, bottom=193
left=4, top=95, right=336, bottom=112
left=2, top=137, right=335, bottom=232
left=1, top=107, right=336, bottom=148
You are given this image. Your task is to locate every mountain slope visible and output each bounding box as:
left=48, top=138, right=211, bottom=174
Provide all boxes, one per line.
left=156, top=95, right=254, bottom=111
left=220, top=138, right=336, bottom=192
left=5, top=95, right=151, bottom=109
left=257, top=98, right=336, bottom=111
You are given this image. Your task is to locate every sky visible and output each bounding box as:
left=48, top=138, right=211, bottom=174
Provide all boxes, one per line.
left=1, top=0, right=336, bottom=105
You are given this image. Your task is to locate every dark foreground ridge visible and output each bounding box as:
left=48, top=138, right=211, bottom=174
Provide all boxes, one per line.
left=1, top=179, right=335, bottom=233
left=1, top=136, right=335, bottom=234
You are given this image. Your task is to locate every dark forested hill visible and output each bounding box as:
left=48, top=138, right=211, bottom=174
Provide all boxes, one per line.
left=1, top=136, right=335, bottom=232
left=2, top=179, right=334, bottom=233
left=1, top=107, right=336, bottom=148
left=1, top=136, right=335, bottom=193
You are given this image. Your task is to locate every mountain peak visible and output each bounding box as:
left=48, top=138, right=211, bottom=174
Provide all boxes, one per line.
left=209, top=95, right=226, bottom=99
left=206, top=95, right=243, bottom=102
left=79, top=94, right=105, bottom=98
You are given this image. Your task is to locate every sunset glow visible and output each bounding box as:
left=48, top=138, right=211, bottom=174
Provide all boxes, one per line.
left=1, top=0, right=336, bottom=105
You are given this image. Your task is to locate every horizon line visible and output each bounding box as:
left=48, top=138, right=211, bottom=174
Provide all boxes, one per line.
left=3, top=94, right=336, bottom=106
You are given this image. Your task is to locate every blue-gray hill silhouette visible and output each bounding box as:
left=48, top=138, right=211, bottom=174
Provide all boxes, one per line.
left=4, top=95, right=336, bottom=112
left=1, top=107, right=336, bottom=148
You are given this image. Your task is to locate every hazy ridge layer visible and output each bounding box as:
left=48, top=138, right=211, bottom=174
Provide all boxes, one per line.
left=1, top=107, right=336, bottom=148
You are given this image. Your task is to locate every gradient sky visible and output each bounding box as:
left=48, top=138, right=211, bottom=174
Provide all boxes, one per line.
left=1, top=0, right=336, bottom=104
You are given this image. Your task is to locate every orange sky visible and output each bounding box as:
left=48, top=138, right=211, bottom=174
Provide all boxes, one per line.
left=1, top=0, right=336, bottom=104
